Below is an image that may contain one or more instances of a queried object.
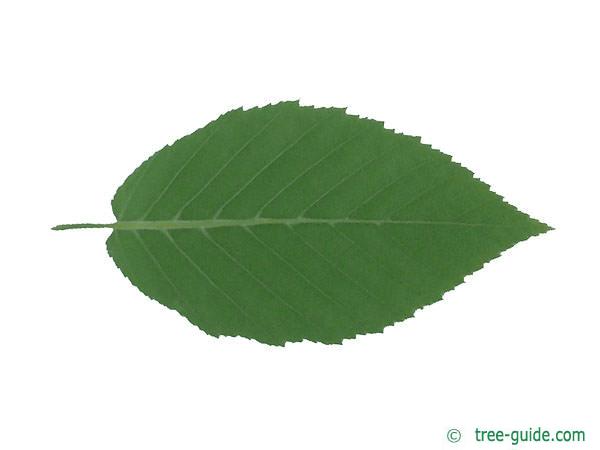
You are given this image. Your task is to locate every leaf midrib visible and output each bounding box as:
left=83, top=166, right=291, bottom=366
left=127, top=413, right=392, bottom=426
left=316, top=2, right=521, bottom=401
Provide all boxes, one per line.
left=53, top=217, right=531, bottom=231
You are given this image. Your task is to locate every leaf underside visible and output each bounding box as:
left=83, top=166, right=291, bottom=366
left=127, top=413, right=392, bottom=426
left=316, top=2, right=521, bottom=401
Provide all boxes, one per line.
left=103, top=101, right=549, bottom=345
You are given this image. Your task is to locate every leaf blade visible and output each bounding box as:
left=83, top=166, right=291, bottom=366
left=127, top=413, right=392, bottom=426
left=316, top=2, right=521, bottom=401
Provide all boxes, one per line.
left=103, top=101, right=550, bottom=345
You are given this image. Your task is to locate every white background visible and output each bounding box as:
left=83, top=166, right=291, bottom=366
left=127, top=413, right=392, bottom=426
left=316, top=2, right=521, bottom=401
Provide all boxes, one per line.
left=1, top=1, right=598, bottom=449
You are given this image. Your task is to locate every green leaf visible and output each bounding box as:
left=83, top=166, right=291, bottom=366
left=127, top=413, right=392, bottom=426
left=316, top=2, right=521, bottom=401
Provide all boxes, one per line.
left=54, top=101, right=550, bottom=345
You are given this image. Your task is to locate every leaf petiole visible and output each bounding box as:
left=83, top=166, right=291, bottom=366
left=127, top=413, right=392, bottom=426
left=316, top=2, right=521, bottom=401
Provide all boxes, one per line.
left=52, top=223, right=115, bottom=231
